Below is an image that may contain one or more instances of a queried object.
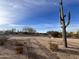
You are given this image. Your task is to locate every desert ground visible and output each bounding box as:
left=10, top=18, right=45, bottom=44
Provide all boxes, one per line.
left=0, top=36, right=79, bottom=59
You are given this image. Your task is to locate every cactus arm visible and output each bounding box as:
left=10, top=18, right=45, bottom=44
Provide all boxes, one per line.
left=60, top=0, right=64, bottom=20
left=64, top=14, right=66, bottom=18
left=59, top=6, right=62, bottom=25
left=59, top=0, right=64, bottom=25
left=65, top=11, right=71, bottom=27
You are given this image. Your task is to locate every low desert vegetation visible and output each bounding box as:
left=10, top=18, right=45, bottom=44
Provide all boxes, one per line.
left=67, top=31, right=79, bottom=38
left=47, top=31, right=62, bottom=38
left=49, top=42, right=58, bottom=51
left=15, top=46, right=23, bottom=54
left=12, top=41, right=24, bottom=54
left=1, top=28, right=79, bottom=39
left=23, top=27, right=36, bottom=33
left=0, top=36, right=8, bottom=45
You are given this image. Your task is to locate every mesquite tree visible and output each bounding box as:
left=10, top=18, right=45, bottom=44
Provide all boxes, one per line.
left=59, top=0, right=71, bottom=48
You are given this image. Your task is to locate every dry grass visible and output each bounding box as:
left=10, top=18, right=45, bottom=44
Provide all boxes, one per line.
left=0, top=36, right=8, bottom=45
left=49, top=42, right=58, bottom=51
left=15, top=47, right=23, bottom=54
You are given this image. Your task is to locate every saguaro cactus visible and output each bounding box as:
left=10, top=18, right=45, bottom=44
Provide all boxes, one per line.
left=59, top=0, right=71, bottom=48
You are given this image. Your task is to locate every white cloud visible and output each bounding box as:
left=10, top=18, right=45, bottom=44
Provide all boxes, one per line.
left=0, top=9, right=16, bottom=24
left=0, top=0, right=56, bottom=25
left=0, top=10, right=9, bottom=17
left=0, top=17, right=14, bottom=25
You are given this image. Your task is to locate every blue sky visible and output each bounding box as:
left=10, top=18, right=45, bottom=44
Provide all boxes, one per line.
left=0, top=0, right=79, bottom=32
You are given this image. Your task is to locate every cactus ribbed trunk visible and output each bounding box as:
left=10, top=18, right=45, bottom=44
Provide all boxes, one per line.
left=59, top=0, right=71, bottom=48
left=62, top=23, right=67, bottom=48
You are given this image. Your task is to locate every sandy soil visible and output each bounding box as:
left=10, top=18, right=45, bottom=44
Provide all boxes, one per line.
left=0, top=36, right=79, bottom=59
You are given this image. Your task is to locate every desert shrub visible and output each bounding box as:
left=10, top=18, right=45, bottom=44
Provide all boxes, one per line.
left=23, top=27, right=36, bottom=33
left=72, top=34, right=79, bottom=39
left=4, top=28, right=16, bottom=34
left=15, top=46, right=23, bottom=54
left=67, top=31, right=79, bottom=38
left=0, top=36, right=8, bottom=45
left=75, top=30, right=79, bottom=38
left=15, top=42, right=24, bottom=46
left=15, top=42, right=24, bottom=54
left=47, top=31, right=62, bottom=38
left=67, top=32, right=74, bottom=38
left=49, top=42, right=58, bottom=51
